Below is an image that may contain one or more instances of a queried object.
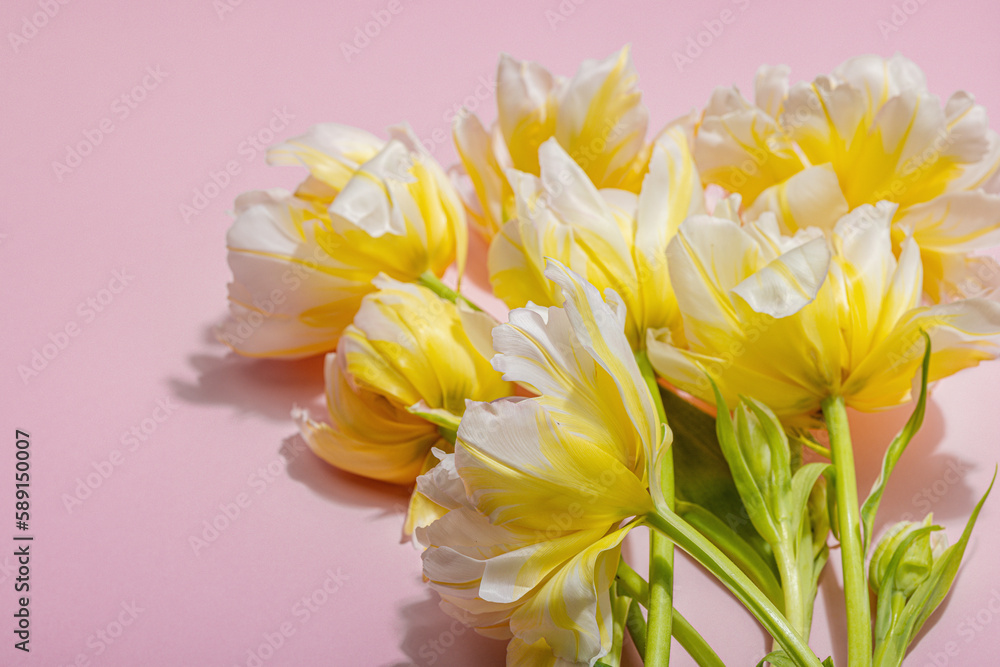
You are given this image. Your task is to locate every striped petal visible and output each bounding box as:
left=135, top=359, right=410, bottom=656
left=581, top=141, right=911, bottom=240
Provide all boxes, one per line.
left=554, top=46, right=649, bottom=189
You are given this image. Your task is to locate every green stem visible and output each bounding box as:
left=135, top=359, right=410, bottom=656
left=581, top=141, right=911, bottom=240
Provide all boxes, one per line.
left=615, top=559, right=649, bottom=603
left=645, top=509, right=823, bottom=667
left=615, top=560, right=724, bottom=667
left=672, top=610, right=726, bottom=667
left=775, top=548, right=808, bottom=642
left=676, top=501, right=785, bottom=608
left=599, top=584, right=629, bottom=667
left=635, top=351, right=674, bottom=666
left=626, top=599, right=648, bottom=658
left=822, top=395, right=872, bottom=667
left=417, top=271, right=482, bottom=311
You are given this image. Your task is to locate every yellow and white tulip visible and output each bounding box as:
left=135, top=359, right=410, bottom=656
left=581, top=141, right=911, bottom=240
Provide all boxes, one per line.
left=488, top=126, right=704, bottom=349
left=419, top=262, right=666, bottom=666
left=221, top=124, right=467, bottom=358
left=694, top=55, right=1000, bottom=302
left=294, top=277, right=510, bottom=532
left=454, top=46, right=654, bottom=238
left=647, top=201, right=1000, bottom=420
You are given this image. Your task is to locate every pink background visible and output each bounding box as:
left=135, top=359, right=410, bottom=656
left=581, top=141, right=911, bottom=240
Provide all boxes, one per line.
left=3, top=0, right=1000, bottom=664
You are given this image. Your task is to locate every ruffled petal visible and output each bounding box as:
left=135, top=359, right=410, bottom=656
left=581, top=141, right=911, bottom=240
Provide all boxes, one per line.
left=454, top=112, right=514, bottom=237
left=497, top=53, right=560, bottom=175
left=267, top=123, right=383, bottom=192
left=554, top=46, right=649, bottom=189
left=293, top=353, right=440, bottom=485
left=747, top=164, right=849, bottom=234
left=695, top=85, right=804, bottom=203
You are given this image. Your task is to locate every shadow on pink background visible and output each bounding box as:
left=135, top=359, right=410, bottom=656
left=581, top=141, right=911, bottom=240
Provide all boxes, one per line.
left=3, top=0, right=1000, bottom=664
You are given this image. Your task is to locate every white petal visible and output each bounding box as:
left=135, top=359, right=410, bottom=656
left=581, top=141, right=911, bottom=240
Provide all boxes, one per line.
left=747, top=164, right=849, bottom=234
left=497, top=53, right=558, bottom=173
left=454, top=112, right=509, bottom=235
left=636, top=127, right=705, bottom=261
left=667, top=215, right=759, bottom=339
left=754, top=64, right=790, bottom=118
left=543, top=261, right=659, bottom=453
left=897, top=191, right=1000, bottom=253
left=537, top=140, right=627, bottom=259
left=328, top=140, right=412, bottom=237
left=222, top=193, right=362, bottom=357
left=832, top=54, right=927, bottom=112
left=508, top=528, right=628, bottom=665
left=266, top=123, right=383, bottom=190
left=732, top=236, right=831, bottom=318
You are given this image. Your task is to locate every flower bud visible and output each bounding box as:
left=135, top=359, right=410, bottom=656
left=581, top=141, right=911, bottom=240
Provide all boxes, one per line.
left=869, top=515, right=943, bottom=596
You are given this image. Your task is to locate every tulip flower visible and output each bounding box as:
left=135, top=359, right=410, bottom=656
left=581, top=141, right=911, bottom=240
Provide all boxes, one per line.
left=294, top=277, right=510, bottom=533
left=489, top=127, right=704, bottom=349
left=647, top=200, right=1000, bottom=420
left=694, top=54, right=1000, bottom=301
left=220, top=124, right=467, bottom=359
left=419, top=262, right=662, bottom=665
left=453, top=46, right=654, bottom=238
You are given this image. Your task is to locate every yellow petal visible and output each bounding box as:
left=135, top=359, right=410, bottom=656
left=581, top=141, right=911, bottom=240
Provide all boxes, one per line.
left=554, top=46, right=649, bottom=189
left=454, top=112, right=514, bottom=238
left=293, top=353, right=440, bottom=484
left=497, top=53, right=560, bottom=175
left=695, top=85, right=804, bottom=204
left=342, top=278, right=511, bottom=415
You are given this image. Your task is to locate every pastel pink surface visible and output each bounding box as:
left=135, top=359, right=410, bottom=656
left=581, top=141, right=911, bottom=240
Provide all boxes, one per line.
left=3, top=0, right=1000, bottom=665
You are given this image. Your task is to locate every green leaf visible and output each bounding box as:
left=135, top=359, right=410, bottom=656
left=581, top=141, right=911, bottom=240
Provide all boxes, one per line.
left=715, top=387, right=781, bottom=546
left=757, top=649, right=796, bottom=666
left=872, top=522, right=940, bottom=645
left=908, top=470, right=995, bottom=631
left=860, top=331, right=931, bottom=552
left=744, top=397, right=793, bottom=492
left=789, top=463, right=832, bottom=544
left=756, top=651, right=835, bottom=667
left=661, top=385, right=776, bottom=572
left=676, top=501, right=784, bottom=606
left=873, top=469, right=996, bottom=666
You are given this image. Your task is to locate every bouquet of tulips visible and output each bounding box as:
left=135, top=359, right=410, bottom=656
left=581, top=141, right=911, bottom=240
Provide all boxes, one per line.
left=218, top=47, right=1000, bottom=666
